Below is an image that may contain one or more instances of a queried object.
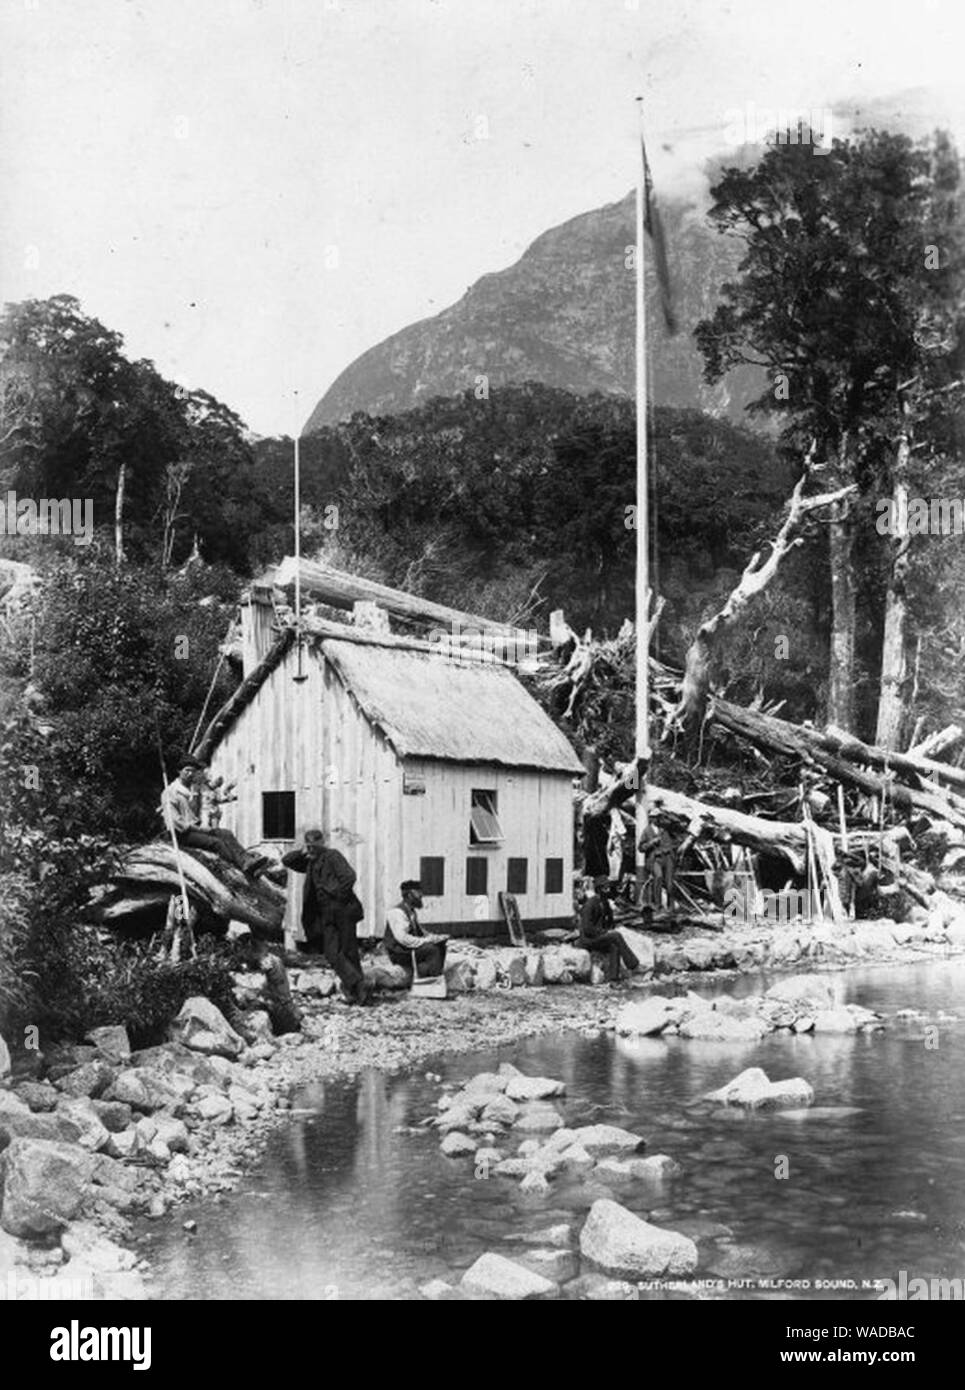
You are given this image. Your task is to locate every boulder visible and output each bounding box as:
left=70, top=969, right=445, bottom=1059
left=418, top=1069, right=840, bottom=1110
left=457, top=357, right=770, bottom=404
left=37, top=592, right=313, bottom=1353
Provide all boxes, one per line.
left=153, top=1115, right=190, bottom=1154
left=462, top=1071, right=508, bottom=1098
left=679, top=1012, right=768, bottom=1042
left=519, top=1169, right=551, bottom=1195
left=513, top=1103, right=564, bottom=1133
left=812, top=1007, right=859, bottom=1034
left=0, top=1138, right=95, bottom=1237
left=13, top=1082, right=59, bottom=1113
left=44, top=1044, right=100, bottom=1081
left=0, top=1111, right=85, bottom=1147
left=436, top=1103, right=480, bottom=1134
left=558, top=1142, right=595, bottom=1171
left=55, top=1061, right=115, bottom=1100
left=105, top=1130, right=138, bottom=1160
left=765, top=976, right=837, bottom=1012
left=89, top=1100, right=133, bottom=1133
left=196, top=1094, right=234, bottom=1124
left=568, top=1124, right=646, bottom=1156
left=495, top=950, right=527, bottom=987
left=0, top=1035, right=10, bottom=1081
left=440, top=1131, right=478, bottom=1157
left=707, top=1067, right=814, bottom=1110
left=479, top=1095, right=519, bottom=1128
left=683, top=939, right=721, bottom=971
left=505, top=1075, right=565, bottom=1102
left=85, top=1026, right=131, bottom=1063
left=105, top=1068, right=183, bottom=1114
left=580, top=1199, right=698, bottom=1278
left=0, top=1091, right=31, bottom=1119
left=444, top=959, right=476, bottom=994
left=169, top=997, right=246, bottom=1060
left=523, top=952, right=545, bottom=988
left=54, top=1098, right=110, bottom=1152
left=516, top=1247, right=578, bottom=1283
left=474, top=958, right=499, bottom=990
left=504, top=1222, right=574, bottom=1250
left=614, top=996, right=676, bottom=1037
left=460, top=1251, right=557, bottom=1300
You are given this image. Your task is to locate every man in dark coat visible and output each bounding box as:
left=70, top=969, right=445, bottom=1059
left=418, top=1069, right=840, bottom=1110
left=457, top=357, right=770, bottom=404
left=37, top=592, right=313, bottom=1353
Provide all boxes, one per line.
left=578, top=875, right=640, bottom=984
left=282, top=829, right=370, bottom=1005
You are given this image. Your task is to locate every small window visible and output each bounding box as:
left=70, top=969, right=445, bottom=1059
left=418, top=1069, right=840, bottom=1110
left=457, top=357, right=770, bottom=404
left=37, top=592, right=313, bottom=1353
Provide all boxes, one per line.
left=262, top=791, right=295, bottom=840
left=545, top=857, right=564, bottom=894
left=470, top=789, right=503, bottom=845
left=419, top=856, right=445, bottom=897
left=466, top=857, right=488, bottom=896
left=507, top=857, right=528, bottom=894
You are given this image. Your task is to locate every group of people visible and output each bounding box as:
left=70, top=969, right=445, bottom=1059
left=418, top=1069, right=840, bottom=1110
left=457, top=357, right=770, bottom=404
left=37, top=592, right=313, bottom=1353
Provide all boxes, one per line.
left=162, top=755, right=642, bottom=1006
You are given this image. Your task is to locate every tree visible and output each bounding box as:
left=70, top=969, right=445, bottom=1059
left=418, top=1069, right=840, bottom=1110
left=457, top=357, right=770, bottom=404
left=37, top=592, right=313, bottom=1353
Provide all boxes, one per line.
left=696, top=129, right=965, bottom=737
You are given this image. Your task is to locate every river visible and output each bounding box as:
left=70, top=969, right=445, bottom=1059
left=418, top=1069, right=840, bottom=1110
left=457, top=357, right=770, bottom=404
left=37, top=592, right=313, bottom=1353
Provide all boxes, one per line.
left=141, top=957, right=965, bottom=1299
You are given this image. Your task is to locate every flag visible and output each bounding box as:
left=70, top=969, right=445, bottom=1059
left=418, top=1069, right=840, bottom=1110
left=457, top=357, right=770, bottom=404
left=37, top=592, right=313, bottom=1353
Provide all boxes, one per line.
left=641, top=137, right=678, bottom=335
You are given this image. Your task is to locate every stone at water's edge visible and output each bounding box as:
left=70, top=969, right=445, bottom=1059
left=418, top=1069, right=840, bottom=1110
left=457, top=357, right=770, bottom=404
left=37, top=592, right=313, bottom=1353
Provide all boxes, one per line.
left=440, top=1130, right=478, bottom=1156
left=615, top=997, right=676, bottom=1037
left=0, top=1138, right=95, bottom=1238
left=504, top=1074, right=565, bottom=1102
left=580, top=1199, right=698, bottom=1279
left=169, top=997, right=246, bottom=1060
left=707, top=1067, right=814, bottom=1110
left=765, top=975, right=837, bottom=1012
left=461, top=1251, right=558, bottom=1300
left=812, top=1007, right=859, bottom=1034
left=568, top=1124, right=647, bottom=1156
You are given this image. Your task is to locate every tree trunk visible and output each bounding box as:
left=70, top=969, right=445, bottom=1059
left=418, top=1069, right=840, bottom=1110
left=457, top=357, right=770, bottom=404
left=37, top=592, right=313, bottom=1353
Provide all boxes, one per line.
left=114, top=459, right=127, bottom=566
left=827, top=505, right=855, bottom=732
left=875, top=425, right=911, bottom=749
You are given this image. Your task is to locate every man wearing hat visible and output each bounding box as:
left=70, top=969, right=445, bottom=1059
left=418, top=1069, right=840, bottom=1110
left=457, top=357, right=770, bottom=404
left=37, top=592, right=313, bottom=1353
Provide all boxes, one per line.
left=578, top=875, right=640, bottom=983
left=384, top=880, right=448, bottom=979
left=160, top=756, right=269, bottom=878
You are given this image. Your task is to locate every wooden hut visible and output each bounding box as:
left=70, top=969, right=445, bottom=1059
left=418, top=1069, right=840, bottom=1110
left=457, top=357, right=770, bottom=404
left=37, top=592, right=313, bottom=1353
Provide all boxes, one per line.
left=197, top=599, right=583, bottom=943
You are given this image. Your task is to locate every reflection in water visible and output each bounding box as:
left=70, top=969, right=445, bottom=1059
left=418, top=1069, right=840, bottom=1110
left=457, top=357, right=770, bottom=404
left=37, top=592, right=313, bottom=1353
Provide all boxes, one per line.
left=143, top=958, right=965, bottom=1300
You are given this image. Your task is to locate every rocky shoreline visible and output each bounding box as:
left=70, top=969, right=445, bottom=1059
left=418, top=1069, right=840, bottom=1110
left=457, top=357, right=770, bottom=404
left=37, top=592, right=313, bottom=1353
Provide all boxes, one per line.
left=2, top=906, right=964, bottom=1301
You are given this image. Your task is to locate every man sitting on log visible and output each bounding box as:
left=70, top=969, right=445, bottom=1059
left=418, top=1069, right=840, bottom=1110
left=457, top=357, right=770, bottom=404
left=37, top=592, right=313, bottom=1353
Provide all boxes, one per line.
left=384, top=880, right=448, bottom=980
left=282, top=829, right=371, bottom=1005
left=578, top=875, right=641, bottom=984
left=161, top=757, right=270, bottom=879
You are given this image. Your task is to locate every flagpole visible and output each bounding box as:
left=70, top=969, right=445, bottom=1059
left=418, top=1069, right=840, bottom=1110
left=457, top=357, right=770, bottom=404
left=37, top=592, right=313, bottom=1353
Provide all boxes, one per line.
left=293, top=394, right=307, bottom=683
left=634, top=96, right=651, bottom=905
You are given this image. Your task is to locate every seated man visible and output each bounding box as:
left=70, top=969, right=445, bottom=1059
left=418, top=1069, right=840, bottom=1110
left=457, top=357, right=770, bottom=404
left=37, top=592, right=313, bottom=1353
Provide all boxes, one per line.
left=578, top=875, right=640, bottom=984
left=161, top=757, right=269, bottom=878
left=384, top=880, right=447, bottom=979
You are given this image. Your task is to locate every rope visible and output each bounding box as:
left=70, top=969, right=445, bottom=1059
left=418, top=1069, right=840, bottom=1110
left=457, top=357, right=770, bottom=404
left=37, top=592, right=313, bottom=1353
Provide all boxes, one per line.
left=188, top=634, right=231, bottom=755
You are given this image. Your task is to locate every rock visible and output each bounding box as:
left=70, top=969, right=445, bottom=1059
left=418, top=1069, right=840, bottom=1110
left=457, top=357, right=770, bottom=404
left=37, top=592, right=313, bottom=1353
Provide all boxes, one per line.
left=474, top=958, right=499, bottom=990
left=436, top=1103, right=480, bottom=1134
left=766, top=931, right=803, bottom=965
left=13, top=1082, right=59, bottom=1113
left=679, top=1012, right=768, bottom=1041
left=654, top=943, right=689, bottom=974
left=461, top=1251, right=557, bottom=1300
left=479, top=1095, right=519, bottom=1128
left=812, top=1007, right=859, bottom=1034
left=505, top=1075, right=565, bottom=1102
left=54, top=1098, right=110, bottom=1151
left=707, top=1067, right=814, bottom=1110
left=580, top=1199, right=698, bottom=1279
left=629, top=1154, right=682, bottom=1180
left=563, top=1273, right=639, bottom=1300
left=105, top=1130, right=138, bottom=1160
left=683, top=939, right=722, bottom=971
left=419, top=1278, right=459, bottom=1301
left=504, top=1222, right=574, bottom=1250
left=541, top=944, right=592, bottom=984
left=440, top=1131, right=478, bottom=1157
left=792, top=1016, right=815, bottom=1033
left=196, top=1094, right=234, bottom=1124
left=85, top=1026, right=131, bottom=1063
left=495, top=949, right=527, bottom=987
left=169, top=997, right=246, bottom=1060
left=444, top=959, right=476, bottom=994
left=89, top=1100, right=133, bottom=1133
left=105, top=1068, right=183, bottom=1114
left=589, top=962, right=607, bottom=985
left=765, top=975, right=836, bottom=1012
left=0, top=1110, right=85, bottom=1147
left=494, top=1157, right=537, bottom=1177
left=0, top=1091, right=30, bottom=1119
left=513, top=1103, right=564, bottom=1133
left=517, top=1139, right=541, bottom=1157
left=615, top=996, right=676, bottom=1037
left=153, top=1115, right=190, bottom=1154
left=462, top=1071, right=509, bottom=1097
left=44, top=1044, right=100, bottom=1081
left=568, top=1124, right=646, bottom=1156
left=0, top=1035, right=10, bottom=1081
left=517, top=1247, right=578, bottom=1282
left=243, top=1011, right=274, bottom=1043
left=61, top=1221, right=136, bottom=1273
left=520, top=1169, right=551, bottom=1195
left=0, top=1138, right=95, bottom=1237
left=523, top=952, right=545, bottom=987
left=558, top=1142, right=595, bottom=1171
left=615, top=927, right=656, bottom=975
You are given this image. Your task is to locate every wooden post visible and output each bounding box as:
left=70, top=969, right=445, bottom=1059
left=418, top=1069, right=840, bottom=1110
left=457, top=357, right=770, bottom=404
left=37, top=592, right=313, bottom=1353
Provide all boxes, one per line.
left=634, top=96, right=651, bottom=905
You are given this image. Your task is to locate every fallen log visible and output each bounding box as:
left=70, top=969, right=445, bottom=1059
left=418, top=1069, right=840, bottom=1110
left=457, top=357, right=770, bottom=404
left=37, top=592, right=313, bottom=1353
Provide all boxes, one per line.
left=645, top=784, right=810, bottom=874
left=110, top=843, right=287, bottom=938
left=908, top=724, right=965, bottom=760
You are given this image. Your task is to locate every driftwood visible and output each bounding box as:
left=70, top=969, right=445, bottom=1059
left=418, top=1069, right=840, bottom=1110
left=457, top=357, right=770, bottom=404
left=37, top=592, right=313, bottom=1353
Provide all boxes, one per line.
left=108, top=843, right=287, bottom=937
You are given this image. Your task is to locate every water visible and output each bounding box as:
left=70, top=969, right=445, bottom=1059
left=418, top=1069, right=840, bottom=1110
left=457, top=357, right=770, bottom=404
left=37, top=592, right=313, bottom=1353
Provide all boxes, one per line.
left=142, top=958, right=965, bottom=1300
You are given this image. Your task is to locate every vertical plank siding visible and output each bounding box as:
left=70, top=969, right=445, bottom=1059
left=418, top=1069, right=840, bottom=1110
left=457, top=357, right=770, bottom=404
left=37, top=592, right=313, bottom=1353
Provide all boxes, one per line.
left=210, top=647, right=575, bottom=941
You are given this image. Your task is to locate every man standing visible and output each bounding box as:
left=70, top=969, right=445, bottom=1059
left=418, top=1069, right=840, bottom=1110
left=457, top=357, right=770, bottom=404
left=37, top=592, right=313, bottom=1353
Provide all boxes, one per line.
left=282, top=829, right=370, bottom=1005
left=161, top=757, right=269, bottom=878
left=578, top=876, right=640, bottom=984
left=384, top=880, right=447, bottom=979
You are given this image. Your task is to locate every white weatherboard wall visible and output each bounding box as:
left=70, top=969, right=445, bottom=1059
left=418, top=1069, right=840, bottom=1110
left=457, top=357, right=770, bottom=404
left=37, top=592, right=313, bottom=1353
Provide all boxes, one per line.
left=400, top=759, right=575, bottom=931
left=209, top=644, right=576, bottom=940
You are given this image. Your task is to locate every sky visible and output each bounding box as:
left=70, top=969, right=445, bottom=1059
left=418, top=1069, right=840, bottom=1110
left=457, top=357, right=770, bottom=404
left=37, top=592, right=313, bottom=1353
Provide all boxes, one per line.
left=1, top=0, right=964, bottom=437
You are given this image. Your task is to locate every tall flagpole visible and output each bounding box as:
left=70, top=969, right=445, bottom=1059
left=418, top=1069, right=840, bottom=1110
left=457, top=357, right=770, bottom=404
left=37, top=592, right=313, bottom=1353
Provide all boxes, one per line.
left=293, top=394, right=307, bottom=683
left=634, top=96, right=651, bottom=904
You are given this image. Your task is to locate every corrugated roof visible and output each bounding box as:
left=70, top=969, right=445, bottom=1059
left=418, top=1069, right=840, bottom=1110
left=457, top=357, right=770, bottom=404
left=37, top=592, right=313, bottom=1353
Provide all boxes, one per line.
left=322, top=638, right=584, bottom=774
